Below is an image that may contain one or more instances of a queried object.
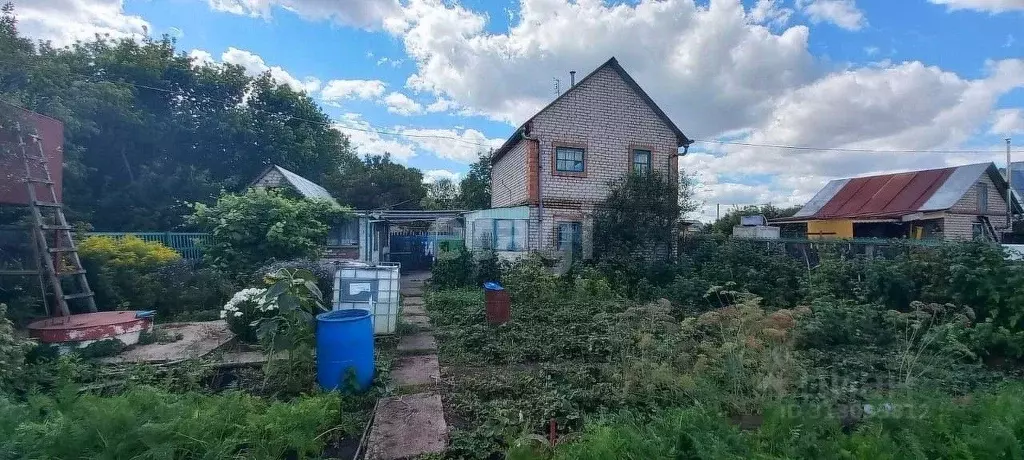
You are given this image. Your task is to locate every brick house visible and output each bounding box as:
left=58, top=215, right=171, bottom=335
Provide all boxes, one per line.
left=776, top=162, right=1021, bottom=241
left=465, top=57, right=691, bottom=260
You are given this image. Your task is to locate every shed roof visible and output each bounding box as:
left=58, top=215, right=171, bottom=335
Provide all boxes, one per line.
left=252, top=165, right=340, bottom=207
left=787, top=162, right=1020, bottom=221
left=490, top=57, right=691, bottom=164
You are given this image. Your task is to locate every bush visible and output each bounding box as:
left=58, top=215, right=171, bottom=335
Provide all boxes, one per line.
left=187, top=189, right=347, bottom=276
left=79, top=235, right=182, bottom=312
left=432, top=245, right=476, bottom=289
left=220, top=288, right=274, bottom=343
left=152, top=260, right=238, bottom=319
left=0, top=304, right=34, bottom=393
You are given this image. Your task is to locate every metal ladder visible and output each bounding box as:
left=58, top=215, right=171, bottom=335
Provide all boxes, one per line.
left=12, top=122, right=96, bottom=316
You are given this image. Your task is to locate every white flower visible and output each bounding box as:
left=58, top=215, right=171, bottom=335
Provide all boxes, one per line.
left=234, top=311, right=243, bottom=317
left=220, top=310, right=226, bottom=319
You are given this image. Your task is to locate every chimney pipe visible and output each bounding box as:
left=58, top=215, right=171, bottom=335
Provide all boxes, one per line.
left=570, top=71, right=576, bottom=87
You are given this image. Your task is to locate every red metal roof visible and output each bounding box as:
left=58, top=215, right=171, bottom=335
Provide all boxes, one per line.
left=814, top=167, right=956, bottom=219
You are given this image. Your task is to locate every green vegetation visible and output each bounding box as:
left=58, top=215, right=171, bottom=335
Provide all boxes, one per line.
left=427, top=240, right=1024, bottom=459
left=188, top=189, right=347, bottom=275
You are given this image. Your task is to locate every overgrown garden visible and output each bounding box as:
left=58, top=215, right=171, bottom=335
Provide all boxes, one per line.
left=429, top=240, right=1024, bottom=459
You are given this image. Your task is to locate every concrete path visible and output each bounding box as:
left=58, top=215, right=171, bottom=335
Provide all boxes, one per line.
left=367, top=271, right=448, bottom=459
left=101, top=321, right=233, bottom=364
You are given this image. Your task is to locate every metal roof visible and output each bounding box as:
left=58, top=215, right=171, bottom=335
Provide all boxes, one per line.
left=255, top=165, right=340, bottom=207
left=787, top=162, right=1020, bottom=221
left=491, top=57, right=691, bottom=164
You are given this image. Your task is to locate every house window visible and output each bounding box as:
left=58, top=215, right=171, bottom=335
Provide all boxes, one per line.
left=632, top=149, right=651, bottom=175
left=555, top=147, right=585, bottom=172
left=327, top=219, right=359, bottom=246
left=978, top=183, right=989, bottom=213
left=557, top=222, right=582, bottom=258
left=472, top=218, right=527, bottom=251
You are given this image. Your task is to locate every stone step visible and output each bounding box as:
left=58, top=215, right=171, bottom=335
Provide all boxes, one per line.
left=403, top=296, right=425, bottom=306
left=367, top=393, right=448, bottom=460
left=392, top=354, right=440, bottom=388
left=401, top=288, right=424, bottom=298
left=398, top=333, right=437, bottom=355
left=402, top=303, right=426, bottom=316
left=401, top=314, right=432, bottom=330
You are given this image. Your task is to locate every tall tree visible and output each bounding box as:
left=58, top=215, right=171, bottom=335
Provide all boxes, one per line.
left=326, top=154, right=427, bottom=210
left=458, top=152, right=492, bottom=210
left=0, top=4, right=357, bottom=230
left=421, top=178, right=460, bottom=210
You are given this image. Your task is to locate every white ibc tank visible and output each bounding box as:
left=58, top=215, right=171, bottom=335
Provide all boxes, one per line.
left=332, top=262, right=400, bottom=335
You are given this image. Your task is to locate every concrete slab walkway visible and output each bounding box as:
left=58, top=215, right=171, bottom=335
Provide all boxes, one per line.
left=366, top=271, right=448, bottom=459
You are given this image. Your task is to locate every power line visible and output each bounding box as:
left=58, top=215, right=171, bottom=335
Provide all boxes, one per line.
left=3, top=59, right=1018, bottom=155
left=692, top=139, right=1018, bottom=155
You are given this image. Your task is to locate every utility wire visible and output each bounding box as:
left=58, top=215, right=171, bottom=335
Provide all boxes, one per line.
left=3, top=59, right=1018, bottom=155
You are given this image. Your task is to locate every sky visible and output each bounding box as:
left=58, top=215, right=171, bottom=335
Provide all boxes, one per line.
left=11, top=0, right=1024, bottom=220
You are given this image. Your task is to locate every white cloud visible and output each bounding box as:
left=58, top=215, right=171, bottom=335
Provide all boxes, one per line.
left=387, top=0, right=818, bottom=135
left=426, top=98, right=458, bottom=113
left=422, top=169, right=461, bottom=183
left=797, top=0, right=867, bottom=31
left=400, top=128, right=503, bottom=163
left=207, top=0, right=399, bottom=28
left=189, top=49, right=216, bottom=66
left=991, top=109, right=1024, bottom=135
left=321, top=79, right=387, bottom=102
left=376, top=57, right=404, bottom=67
left=383, top=92, right=424, bottom=115
left=385, top=0, right=1023, bottom=220
left=749, top=0, right=794, bottom=28
left=332, top=113, right=417, bottom=161
left=11, top=0, right=150, bottom=47
left=220, top=47, right=321, bottom=93
left=928, top=0, right=1024, bottom=13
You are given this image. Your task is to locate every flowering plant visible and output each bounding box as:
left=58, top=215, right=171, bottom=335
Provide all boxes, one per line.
left=221, top=287, right=276, bottom=342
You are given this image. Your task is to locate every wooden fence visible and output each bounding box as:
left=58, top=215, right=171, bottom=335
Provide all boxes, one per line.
left=85, top=232, right=211, bottom=260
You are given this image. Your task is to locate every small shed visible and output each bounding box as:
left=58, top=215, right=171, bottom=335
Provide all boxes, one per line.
left=250, top=165, right=362, bottom=260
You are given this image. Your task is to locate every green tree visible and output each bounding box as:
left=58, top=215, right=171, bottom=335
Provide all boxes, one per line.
left=422, top=178, right=460, bottom=210
left=592, top=171, right=699, bottom=267
left=326, top=154, right=427, bottom=210
left=458, top=152, right=492, bottom=210
left=708, top=204, right=801, bottom=235
left=0, top=4, right=357, bottom=229
left=187, top=189, right=347, bottom=274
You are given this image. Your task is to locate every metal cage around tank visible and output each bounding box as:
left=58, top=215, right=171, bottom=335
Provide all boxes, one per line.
left=331, top=261, right=400, bottom=335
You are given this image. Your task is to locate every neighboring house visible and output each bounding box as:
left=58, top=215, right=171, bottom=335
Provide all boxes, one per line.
left=776, top=162, right=1020, bottom=241
left=467, top=57, right=691, bottom=260
left=250, top=165, right=362, bottom=260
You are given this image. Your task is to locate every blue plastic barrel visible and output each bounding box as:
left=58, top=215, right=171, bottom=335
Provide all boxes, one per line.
left=483, top=281, right=504, bottom=291
left=316, top=309, right=374, bottom=392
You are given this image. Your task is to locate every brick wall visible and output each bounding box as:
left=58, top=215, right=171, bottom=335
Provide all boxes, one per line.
left=490, top=65, right=680, bottom=209
left=944, top=173, right=1010, bottom=240
left=531, top=66, right=679, bottom=205
left=491, top=141, right=529, bottom=207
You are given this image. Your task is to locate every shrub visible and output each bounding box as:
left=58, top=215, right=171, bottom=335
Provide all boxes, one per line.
left=187, top=189, right=348, bottom=275
left=221, top=288, right=274, bottom=343
left=152, top=260, right=238, bottom=318
left=79, top=235, right=182, bottom=312
left=0, top=303, right=35, bottom=392
left=432, top=245, right=476, bottom=289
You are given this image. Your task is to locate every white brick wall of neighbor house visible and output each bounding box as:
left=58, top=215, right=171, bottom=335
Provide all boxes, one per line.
left=946, top=173, right=1010, bottom=240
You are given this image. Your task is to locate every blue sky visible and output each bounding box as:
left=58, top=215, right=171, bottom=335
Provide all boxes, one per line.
left=14, top=0, right=1024, bottom=219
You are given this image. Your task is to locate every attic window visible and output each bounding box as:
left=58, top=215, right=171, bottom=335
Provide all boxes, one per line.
left=555, top=147, right=585, bottom=173
left=632, top=149, right=651, bottom=176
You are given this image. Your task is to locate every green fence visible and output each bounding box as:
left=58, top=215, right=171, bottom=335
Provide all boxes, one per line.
left=85, top=232, right=211, bottom=260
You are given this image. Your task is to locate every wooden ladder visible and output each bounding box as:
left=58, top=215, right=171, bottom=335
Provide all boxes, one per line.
left=13, top=122, right=96, bottom=316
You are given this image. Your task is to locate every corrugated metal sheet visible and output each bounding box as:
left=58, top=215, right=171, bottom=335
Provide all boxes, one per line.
left=272, top=165, right=340, bottom=207
left=796, top=163, right=995, bottom=220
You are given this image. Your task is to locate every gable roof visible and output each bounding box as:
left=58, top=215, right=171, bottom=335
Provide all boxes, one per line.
left=251, top=165, right=340, bottom=207
left=491, top=57, right=691, bottom=163
left=787, top=162, right=1021, bottom=221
